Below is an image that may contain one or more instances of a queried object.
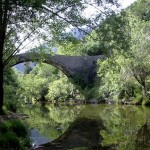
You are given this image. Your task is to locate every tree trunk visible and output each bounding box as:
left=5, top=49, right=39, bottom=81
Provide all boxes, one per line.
left=0, top=0, right=3, bottom=112
left=0, top=26, right=4, bottom=112
left=142, top=81, right=147, bottom=98
left=0, top=52, right=3, bottom=112
left=0, top=0, right=8, bottom=113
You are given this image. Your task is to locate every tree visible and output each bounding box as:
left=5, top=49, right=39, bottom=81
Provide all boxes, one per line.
left=0, top=0, right=119, bottom=112
left=17, top=63, right=56, bottom=102
left=126, top=13, right=150, bottom=100
left=97, top=12, right=150, bottom=104
left=57, top=11, right=131, bottom=56
left=129, top=0, right=150, bottom=21
left=0, top=0, right=87, bottom=111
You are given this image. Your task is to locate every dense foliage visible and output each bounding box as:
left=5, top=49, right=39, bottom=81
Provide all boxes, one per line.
left=2, top=0, right=150, bottom=149
left=0, top=120, right=30, bottom=149
left=54, top=0, right=150, bottom=105
left=3, top=0, right=149, bottom=106
left=3, top=69, right=20, bottom=112
left=95, top=6, right=150, bottom=104
left=0, top=0, right=118, bottom=111
left=15, top=63, right=84, bottom=104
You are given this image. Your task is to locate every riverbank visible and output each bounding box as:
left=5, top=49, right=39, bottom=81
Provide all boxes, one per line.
left=0, top=111, right=29, bottom=122
left=0, top=112, right=30, bottom=150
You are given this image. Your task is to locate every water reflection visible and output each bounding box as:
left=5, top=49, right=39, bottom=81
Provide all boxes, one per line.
left=135, top=122, right=150, bottom=150
left=99, top=105, right=150, bottom=150
left=21, top=103, right=84, bottom=140
left=41, top=118, right=106, bottom=149
left=20, top=104, right=150, bottom=149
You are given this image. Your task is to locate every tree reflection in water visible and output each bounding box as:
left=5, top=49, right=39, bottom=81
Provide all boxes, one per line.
left=20, top=104, right=150, bottom=150
left=135, top=122, right=150, bottom=150
left=99, top=105, right=150, bottom=150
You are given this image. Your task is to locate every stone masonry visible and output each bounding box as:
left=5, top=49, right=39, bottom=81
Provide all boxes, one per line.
left=14, top=52, right=105, bottom=88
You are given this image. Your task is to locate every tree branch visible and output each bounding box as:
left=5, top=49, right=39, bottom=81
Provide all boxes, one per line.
left=42, top=5, right=96, bottom=40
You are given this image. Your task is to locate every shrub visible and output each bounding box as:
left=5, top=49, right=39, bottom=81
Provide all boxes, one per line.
left=4, top=131, right=20, bottom=149
left=0, top=120, right=31, bottom=149
left=4, top=100, right=18, bottom=112
left=0, top=123, right=7, bottom=133
left=133, top=94, right=143, bottom=105
left=8, top=120, right=28, bottom=137
left=0, top=136, right=7, bottom=148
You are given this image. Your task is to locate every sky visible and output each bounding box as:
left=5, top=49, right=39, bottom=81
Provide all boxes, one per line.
left=120, top=0, right=137, bottom=8
left=83, top=0, right=137, bottom=18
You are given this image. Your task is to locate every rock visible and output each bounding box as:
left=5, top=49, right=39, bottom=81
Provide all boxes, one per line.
left=88, top=98, right=98, bottom=104
left=104, top=99, right=114, bottom=104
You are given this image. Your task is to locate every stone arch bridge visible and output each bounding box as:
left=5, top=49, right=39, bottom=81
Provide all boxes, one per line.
left=14, top=52, right=105, bottom=88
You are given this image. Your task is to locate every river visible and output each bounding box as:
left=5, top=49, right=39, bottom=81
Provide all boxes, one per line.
left=20, top=103, right=150, bottom=150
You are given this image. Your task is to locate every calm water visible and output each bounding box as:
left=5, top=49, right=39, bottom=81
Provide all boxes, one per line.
left=21, top=103, right=150, bottom=149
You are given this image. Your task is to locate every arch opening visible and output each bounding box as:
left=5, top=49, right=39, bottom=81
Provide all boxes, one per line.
left=13, top=61, right=86, bottom=104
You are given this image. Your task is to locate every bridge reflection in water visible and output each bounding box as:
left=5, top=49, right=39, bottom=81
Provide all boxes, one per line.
left=23, top=104, right=150, bottom=150
left=35, top=118, right=106, bottom=150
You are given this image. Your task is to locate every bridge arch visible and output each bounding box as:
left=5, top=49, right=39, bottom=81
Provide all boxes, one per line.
left=13, top=52, right=105, bottom=88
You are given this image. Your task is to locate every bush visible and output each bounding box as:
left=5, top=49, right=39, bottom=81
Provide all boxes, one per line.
left=8, top=120, right=28, bottom=137
left=4, top=100, right=18, bottom=112
left=0, top=136, right=7, bottom=148
left=19, top=137, right=31, bottom=148
left=4, top=131, right=20, bottom=149
left=133, top=94, right=143, bottom=105
left=0, top=123, right=7, bottom=133
left=0, top=120, right=30, bottom=149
